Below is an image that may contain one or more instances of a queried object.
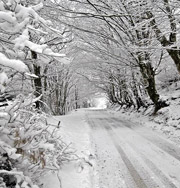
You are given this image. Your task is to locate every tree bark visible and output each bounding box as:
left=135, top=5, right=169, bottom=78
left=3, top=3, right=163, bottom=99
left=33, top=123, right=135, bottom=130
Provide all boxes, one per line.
left=167, top=49, right=180, bottom=74
left=131, top=71, right=145, bottom=109
left=31, top=51, right=42, bottom=109
left=138, top=54, right=167, bottom=114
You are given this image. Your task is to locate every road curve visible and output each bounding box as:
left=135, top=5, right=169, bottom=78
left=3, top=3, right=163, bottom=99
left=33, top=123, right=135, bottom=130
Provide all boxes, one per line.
left=86, top=109, right=180, bottom=188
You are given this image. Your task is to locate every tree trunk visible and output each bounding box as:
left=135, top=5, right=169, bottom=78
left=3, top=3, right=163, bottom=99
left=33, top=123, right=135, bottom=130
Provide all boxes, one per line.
left=74, top=85, right=79, bottom=109
left=131, top=71, right=145, bottom=109
left=31, top=51, right=42, bottom=109
left=138, top=56, right=167, bottom=114
left=167, top=49, right=180, bottom=74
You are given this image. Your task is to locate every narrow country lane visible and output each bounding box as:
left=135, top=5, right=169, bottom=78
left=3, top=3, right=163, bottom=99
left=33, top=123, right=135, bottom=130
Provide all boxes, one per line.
left=86, top=109, right=180, bottom=188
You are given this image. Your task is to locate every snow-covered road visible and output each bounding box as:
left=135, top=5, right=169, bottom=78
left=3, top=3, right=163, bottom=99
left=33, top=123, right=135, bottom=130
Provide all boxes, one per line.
left=86, top=109, right=180, bottom=188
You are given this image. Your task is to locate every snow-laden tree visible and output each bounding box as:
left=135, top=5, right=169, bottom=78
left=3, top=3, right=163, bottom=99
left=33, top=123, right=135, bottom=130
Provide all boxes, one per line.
left=43, top=62, right=75, bottom=115
left=52, top=0, right=174, bottom=113
left=0, top=0, right=67, bottom=108
left=0, top=0, right=64, bottom=67
left=144, top=0, right=180, bottom=74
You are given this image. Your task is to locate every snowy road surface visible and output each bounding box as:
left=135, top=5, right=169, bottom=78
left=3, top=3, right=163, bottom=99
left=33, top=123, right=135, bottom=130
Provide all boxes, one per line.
left=86, top=109, right=180, bottom=188
left=43, top=109, right=180, bottom=188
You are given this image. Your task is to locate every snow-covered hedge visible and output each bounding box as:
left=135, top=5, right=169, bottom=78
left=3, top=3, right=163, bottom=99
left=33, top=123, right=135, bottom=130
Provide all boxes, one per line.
left=0, top=93, right=75, bottom=187
left=0, top=1, right=70, bottom=187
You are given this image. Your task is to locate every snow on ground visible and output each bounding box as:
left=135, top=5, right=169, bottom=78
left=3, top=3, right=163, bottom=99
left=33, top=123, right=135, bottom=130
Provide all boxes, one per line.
left=108, top=102, right=180, bottom=144
left=40, top=82, right=180, bottom=188
left=86, top=111, right=132, bottom=188
left=41, top=109, right=94, bottom=188
left=105, top=81, right=180, bottom=144
left=40, top=104, right=180, bottom=188
left=86, top=109, right=180, bottom=188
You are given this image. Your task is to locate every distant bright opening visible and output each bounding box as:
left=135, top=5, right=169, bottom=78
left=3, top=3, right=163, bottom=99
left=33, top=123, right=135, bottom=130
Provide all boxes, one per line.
left=93, top=97, right=107, bottom=109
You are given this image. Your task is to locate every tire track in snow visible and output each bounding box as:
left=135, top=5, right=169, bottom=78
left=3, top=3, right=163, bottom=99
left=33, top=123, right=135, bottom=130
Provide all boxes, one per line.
left=86, top=110, right=180, bottom=188
left=87, top=114, right=138, bottom=188
left=111, top=117, right=180, bottom=162
left=129, top=144, right=178, bottom=188
left=107, top=117, right=179, bottom=188
left=92, top=115, right=150, bottom=188
left=87, top=111, right=152, bottom=188
left=103, top=123, right=149, bottom=188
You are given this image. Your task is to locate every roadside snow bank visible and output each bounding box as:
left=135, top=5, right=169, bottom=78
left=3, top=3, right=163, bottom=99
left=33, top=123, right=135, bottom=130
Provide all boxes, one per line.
left=41, top=109, right=93, bottom=188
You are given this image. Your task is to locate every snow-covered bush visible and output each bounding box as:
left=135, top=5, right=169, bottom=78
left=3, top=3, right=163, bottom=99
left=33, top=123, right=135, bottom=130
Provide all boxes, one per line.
left=0, top=93, right=74, bottom=187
